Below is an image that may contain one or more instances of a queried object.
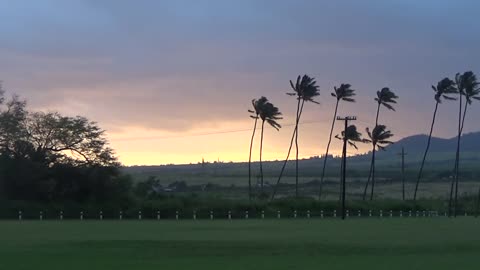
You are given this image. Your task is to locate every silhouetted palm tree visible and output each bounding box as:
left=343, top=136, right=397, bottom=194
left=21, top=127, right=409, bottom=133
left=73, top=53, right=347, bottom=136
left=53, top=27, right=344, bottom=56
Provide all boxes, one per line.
left=247, top=97, right=268, bottom=201
left=319, top=84, right=356, bottom=199
left=363, top=88, right=398, bottom=200
left=362, top=125, right=394, bottom=200
left=271, top=75, right=319, bottom=200
left=335, top=125, right=364, bottom=149
left=374, top=88, right=398, bottom=125
left=450, top=71, right=479, bottom=216
left=258, top=100, right=282, bottom=194
left=413, top=78, right=457, bottom=200
left=335, top=125, right=363, bottom=209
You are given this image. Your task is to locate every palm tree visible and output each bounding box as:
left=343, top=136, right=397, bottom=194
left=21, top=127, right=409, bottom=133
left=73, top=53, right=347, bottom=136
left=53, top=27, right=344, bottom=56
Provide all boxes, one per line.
left=450, top=71, right=479, bottom=216
left=258, top=100, right=282, bottom=195
left=319, top=84, right=356, bottom=199
left=335, top=124, right=364, bottom=214
left=413, top=78, right=457, bottom=200
left=374, top=88, right=398, bottom=125
left=271, top=75, right=320, bottom=200
left=247, top=97, right=268, bottom=201
left=335, top=125, right=364, bottom=149
left=362, top=125, right=394, bottom=200
left=363, top=88, right=398, bottom=200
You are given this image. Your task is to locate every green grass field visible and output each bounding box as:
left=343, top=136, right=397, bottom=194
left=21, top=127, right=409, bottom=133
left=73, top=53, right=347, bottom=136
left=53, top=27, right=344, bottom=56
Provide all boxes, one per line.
left=1, top=219, right=479, bottom=270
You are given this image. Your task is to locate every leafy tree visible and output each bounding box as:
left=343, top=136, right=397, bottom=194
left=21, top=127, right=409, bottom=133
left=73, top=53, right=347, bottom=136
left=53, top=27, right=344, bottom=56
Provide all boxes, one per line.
left=319, top=83, right=356, bottom=199
left=0, top=89, right=127, bottom=203
left=414, top=78, right=457, bottom=200
left=362, top=125, right=394, bottom=200
left=271, top=75, right=319, bottom=200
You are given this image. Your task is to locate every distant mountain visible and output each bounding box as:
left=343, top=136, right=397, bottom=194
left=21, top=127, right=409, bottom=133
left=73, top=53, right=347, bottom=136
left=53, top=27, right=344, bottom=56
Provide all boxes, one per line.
left=379, top=131, right=480, bottom=156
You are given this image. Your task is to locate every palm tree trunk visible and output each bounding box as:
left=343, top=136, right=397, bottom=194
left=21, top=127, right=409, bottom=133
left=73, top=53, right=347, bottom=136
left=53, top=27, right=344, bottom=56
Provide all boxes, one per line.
left=295, top=123, right=299, bottom=198
left=363, top=153, right=374, bottom=200
left=259, top=120, right=265, bottom=194
left=295, top=101, right=305, bottom=198
left=414, top=101, right=439, bottom=200
left=364, top=103, right=381, bottom=201
left=475, top=186, right=480, bottom=218
left=319, top=100, right=339, bottom=199
left=270, top=98, right=303, bottom=200
left=401, top=147, right=405, bottom=201
left=454, top=103, right=469, bottom=216
left=449, top=94, right=463, bottom=217
left=370, top=148, right=376, bottom=201
left=248, top=118, right=258, bottom=202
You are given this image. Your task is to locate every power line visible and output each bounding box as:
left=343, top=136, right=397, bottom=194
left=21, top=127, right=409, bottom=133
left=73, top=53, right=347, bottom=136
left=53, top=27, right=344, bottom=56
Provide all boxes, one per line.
left=113, top=119, right=328, bottom=142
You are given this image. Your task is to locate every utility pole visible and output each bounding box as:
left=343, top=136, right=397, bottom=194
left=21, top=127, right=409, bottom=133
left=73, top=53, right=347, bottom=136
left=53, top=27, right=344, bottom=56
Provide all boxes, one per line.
left=337, top=116, right=356, bottom=220
left=397, top=147, right=407, bottom=200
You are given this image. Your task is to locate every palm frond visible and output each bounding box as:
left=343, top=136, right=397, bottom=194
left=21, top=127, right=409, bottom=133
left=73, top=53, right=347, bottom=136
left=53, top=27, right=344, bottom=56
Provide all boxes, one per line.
left=376, top=87, right=398, bottom=111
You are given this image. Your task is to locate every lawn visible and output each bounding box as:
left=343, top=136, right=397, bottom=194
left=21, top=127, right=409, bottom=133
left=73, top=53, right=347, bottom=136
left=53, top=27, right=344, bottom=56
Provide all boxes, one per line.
left=0, top=218, right=479, bottom=270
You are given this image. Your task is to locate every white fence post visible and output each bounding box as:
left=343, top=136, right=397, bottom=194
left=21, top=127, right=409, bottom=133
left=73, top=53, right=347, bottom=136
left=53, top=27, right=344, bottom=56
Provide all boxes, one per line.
left=228, top=210, right=232, bottom=220
left=138, top=211, right=142, bottom=220
left=193, top=211, right=196, bottom=220
left=80, top=211, right=84, bottom=220
left=320, top=210, right=324, bottom=218
left=389, top=210, right=393, bottom=218
left=346, top=210, right=349, bottom=218
left=293, top=210, right=297, bottom=219
left=369, top=210, right=372, bottom=217
left=18, top=210, right=22, bottom=221
left=245, top=210, right=248, bottom=219
left=157, top=211, right=160, bottom=220
left=358, top=210, right=361, bottom=217
left=60, top=211, right=63, bottom=220
left=210, top=210, right=214, bottom=220
left=40, top=211, right=43, bottom=220
left=277, top=210, right=281, bottom=219
left=333, top=210, right=337, bottom=218
left=100, top=211, right=103, bottom=220
left=119, top=211, right=123, bottom=220
left=380, top=210, right=383, bottom=218
left=176, top=210, right=179, bottom=220
left=261, top=210, right=265, bottom=219
left=307, top=210, right=310, bottom=219
left=400, top=211, right=403, bottom=217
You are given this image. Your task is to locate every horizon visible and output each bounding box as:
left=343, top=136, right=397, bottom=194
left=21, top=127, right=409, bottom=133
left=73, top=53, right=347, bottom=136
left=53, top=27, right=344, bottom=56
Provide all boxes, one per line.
left=2, top=0, right=480, bottom=165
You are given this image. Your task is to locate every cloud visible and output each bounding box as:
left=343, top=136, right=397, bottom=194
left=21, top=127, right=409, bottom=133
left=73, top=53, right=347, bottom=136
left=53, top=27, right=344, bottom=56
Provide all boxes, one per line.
left=0, top=0, right=479, bottom=164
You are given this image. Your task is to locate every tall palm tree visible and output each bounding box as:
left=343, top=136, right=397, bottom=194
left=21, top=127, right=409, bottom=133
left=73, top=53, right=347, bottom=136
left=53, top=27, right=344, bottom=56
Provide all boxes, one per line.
left=271, top=75, right=320, bottom=200
left=319, top=84, right=356, bottom=199
left=335, top=124, right=363, bottom=215
left=450, top=71, right=479, bottom=216
left=413, top=78, right=457, bottom=200
left=363, top=88, right=398, bottom=200
left=362, top=125, right=394, bottom=200
left=247, top=97, right=268, bottom=201
left=258, top=100, right=282, bottom=195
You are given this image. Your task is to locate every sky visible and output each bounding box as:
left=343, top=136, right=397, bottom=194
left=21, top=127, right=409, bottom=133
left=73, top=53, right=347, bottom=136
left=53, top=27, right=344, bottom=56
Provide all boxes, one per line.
left=1, top=0, right=479, bottom=165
